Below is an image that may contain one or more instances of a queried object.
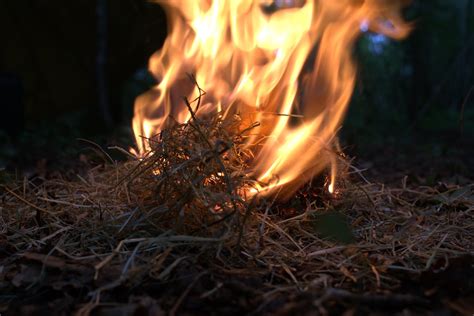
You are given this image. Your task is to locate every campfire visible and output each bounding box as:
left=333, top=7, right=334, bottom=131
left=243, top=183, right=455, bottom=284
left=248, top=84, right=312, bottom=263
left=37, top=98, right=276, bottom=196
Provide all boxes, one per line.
left=132, top=0, right=410, bottom=198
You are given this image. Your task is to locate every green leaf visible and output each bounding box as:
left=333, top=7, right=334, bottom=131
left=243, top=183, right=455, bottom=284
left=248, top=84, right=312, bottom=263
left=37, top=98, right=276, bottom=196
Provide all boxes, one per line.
left=313, top=211, right=355, bottom=244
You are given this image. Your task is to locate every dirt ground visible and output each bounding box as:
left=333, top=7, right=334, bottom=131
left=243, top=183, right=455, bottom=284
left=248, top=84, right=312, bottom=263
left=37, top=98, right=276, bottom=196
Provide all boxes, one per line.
left=1, top=128, right=473, bottom=316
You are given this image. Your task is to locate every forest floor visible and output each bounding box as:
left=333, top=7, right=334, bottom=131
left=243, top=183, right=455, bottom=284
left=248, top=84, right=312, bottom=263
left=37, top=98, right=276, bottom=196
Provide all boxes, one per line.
left=1, top=118, right=473, bottom=316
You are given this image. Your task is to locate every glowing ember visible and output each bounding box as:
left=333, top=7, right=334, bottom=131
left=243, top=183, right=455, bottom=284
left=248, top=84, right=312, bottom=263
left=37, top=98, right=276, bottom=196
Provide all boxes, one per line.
left=132, top=0, right=410, bottom=197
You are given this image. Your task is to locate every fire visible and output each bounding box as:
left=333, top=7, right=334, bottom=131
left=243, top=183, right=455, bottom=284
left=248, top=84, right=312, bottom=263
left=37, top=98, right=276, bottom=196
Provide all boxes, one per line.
left=132, top=0, right=410, bottom=197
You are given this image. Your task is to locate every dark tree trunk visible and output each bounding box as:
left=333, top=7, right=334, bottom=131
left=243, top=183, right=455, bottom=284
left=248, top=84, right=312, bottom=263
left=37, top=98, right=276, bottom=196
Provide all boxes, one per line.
left=408, top=0, right=430, bottom=123
left=0, top=73, right=23, bottom=136
left=96, top=0, right=112, bottom=128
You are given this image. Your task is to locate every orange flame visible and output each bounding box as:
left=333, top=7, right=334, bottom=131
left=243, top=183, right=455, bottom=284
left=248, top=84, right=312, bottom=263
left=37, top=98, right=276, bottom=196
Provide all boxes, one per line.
left=132, top=0, right=410, bottom=197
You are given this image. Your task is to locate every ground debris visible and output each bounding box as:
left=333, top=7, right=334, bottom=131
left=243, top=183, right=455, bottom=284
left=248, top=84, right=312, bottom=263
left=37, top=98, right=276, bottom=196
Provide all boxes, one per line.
left=1, top=107, right=473, bottom=315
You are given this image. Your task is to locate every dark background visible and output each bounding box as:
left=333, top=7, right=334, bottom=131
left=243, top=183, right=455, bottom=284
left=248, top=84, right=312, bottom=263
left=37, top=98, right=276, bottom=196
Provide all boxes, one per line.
left=0, top=0, right=473, bottom=184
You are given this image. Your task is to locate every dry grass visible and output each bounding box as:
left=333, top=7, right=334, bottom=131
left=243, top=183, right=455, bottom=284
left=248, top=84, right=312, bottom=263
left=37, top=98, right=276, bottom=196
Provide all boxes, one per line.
left=1, top=91, right=473, bottom=315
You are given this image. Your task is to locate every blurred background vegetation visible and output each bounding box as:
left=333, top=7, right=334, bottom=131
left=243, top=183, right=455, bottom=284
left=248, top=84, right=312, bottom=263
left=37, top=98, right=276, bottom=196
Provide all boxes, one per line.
left=0, top=0, right=473, bottom=182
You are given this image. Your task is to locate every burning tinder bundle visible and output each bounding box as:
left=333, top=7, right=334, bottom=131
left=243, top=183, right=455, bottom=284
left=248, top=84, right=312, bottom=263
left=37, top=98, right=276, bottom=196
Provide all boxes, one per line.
left=132, top=0, right=411, bottom=197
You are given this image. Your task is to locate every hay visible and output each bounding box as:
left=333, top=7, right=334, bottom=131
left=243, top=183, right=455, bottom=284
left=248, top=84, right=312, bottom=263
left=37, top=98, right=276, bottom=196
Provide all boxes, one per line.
left=0, top=91, right=473, bottom=314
